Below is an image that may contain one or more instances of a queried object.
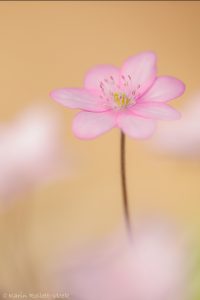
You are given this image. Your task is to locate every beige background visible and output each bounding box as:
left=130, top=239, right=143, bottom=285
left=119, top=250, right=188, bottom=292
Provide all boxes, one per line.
left=0, top=1, right=199, bottom=293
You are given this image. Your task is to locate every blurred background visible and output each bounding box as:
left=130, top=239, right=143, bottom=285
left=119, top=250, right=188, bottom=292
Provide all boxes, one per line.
left=0, top=1, right=200, bottom=298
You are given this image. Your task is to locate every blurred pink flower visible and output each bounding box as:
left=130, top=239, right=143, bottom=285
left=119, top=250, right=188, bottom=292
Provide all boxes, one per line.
left=0, top=105, right=66, bottom=200
left=54, top=221, right=188, bottom=300
left=51, top=51, right=185, bottom=139
left=151, top=92, right=200, bottom=158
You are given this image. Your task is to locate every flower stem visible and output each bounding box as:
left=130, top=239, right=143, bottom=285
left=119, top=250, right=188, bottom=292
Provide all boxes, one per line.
left=120, top=131, right=132, bottom=237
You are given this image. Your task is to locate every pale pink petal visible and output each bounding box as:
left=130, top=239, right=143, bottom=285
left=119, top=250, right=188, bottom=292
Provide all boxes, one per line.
left=84, top=65, right=120, bottom=92
left=140, top=76, right=185, bottom=102
left=73, top=111, right=116, bottom=139
left=50, top=88, right=107, bottom=112
left=121, top=51, right=157, bottom=95
left=118, top=113, right=156, bottom=139
left=131, top=102, right=181, bottom=120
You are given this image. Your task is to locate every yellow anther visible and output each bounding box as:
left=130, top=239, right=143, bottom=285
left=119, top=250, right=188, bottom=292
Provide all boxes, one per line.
left=122, top=95, right=125, bottom=106
left=113, top=93, right=131, bottom=108
left=113, top=93, right=121, bottom=106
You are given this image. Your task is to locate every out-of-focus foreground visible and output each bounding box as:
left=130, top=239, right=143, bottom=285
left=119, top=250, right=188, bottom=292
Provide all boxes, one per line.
left=0, top=1, right=200, bottom=299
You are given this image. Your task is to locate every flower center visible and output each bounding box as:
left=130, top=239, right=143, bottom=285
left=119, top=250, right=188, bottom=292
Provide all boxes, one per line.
left=113, top=92, right=131, bottom=108
left=98, top=74, right=139, bottom=110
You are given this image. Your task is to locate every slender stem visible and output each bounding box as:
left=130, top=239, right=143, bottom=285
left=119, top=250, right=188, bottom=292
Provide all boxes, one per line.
left=120, top=131, right=132, bottom=237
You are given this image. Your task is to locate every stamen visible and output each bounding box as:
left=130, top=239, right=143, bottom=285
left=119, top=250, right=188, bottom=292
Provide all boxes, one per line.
left=100, top=82, right=104, bottom=90
left=110, top=75, right=114, bottom=81
left=121, top=94, right=125, bottom=106
left=99, top=75, right=137, bottom=110
left=113, top=92, right=132, bottom=109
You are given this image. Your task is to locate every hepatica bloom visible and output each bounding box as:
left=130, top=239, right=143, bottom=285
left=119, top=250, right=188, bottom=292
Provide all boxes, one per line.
left=51, top=52, right=185, bottom=139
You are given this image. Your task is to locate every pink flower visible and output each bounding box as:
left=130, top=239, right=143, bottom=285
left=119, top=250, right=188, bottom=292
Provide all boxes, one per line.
left=53, top=220, right=188, bottom=300
left=51, top=52, right=185, bottom=139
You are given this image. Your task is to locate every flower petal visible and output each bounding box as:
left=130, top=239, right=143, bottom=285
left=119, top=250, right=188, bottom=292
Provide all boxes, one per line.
left=118, top=113, right=156, bottom=139
left=50, top=88, right=107, bottom=112
left=84, top=65, right=120, bottom=92
left=140, top=76, right=185, bottom=102
left=73, top=111, right=116, bottom=139
left=121, top=51, right=157, bottom=95
left=131, top=102, right=181, bottom=120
